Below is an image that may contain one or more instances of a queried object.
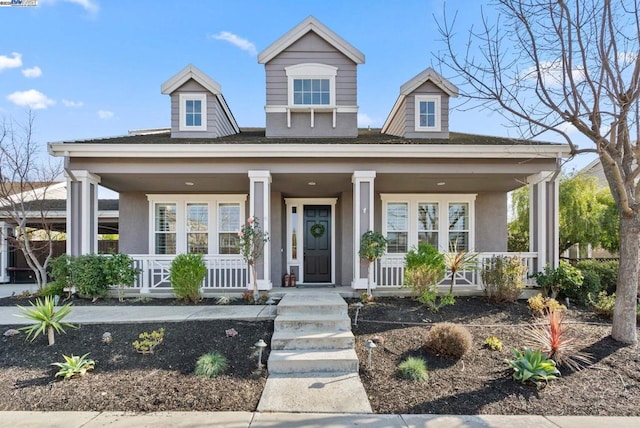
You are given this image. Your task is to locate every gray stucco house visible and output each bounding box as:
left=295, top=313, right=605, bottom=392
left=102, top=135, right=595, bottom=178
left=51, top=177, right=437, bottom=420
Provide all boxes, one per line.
left=48, top=16, right=569, bottom=294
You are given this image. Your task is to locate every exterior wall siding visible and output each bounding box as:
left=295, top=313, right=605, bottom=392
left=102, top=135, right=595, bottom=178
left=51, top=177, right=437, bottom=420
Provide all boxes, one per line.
left=270, top=191, right=283, bottom=286
left=474, top=192, right=508, bottom=252
left=404, top=81, right=450, bottom=139
left=384, top=98, right=407, bottom=137
left=170, top=79, right=235, bottom=139
left=340, top=189, right=354, bottom=285
left=119, top=192, right=149, bottom=254
left=265, top=31, right=358, bottom=138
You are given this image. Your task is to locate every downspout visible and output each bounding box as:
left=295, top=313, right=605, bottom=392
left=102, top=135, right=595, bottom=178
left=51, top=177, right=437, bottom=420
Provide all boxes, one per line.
left=63, top=152, right=75, bottom=256
left=64, top=153, right=77, bottom=182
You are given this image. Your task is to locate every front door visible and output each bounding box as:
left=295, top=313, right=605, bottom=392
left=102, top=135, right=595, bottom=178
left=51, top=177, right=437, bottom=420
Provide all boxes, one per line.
left=303, top=205, right=331, bottom=283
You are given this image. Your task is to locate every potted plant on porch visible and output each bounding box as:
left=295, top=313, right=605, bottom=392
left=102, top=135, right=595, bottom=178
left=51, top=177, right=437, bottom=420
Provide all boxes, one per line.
left=358, top=230, right=388, bottom=299
left=238, top=216, right=270, bottom=303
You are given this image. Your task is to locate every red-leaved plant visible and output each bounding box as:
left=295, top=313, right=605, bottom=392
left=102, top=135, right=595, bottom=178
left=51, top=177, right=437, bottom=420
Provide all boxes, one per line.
left=526, top=309, right=591, bottom=372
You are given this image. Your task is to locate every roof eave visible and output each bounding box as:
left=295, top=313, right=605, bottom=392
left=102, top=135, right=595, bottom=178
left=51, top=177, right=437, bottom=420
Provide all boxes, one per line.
left=160, top=64, right=222, bottom=95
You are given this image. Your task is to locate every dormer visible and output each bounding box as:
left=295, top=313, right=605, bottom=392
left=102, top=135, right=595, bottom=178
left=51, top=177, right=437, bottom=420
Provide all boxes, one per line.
left=258, top=16, right=365, bottom=138
left=161, top=64, right=239, bottom=139
left=381, top=67, right=458, bottom=139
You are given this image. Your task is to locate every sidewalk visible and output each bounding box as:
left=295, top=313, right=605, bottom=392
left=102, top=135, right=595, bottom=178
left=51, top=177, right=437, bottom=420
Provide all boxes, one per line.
left=0, top=304, right=275, bottom=325
left=1, top=411, right=639, bottom=427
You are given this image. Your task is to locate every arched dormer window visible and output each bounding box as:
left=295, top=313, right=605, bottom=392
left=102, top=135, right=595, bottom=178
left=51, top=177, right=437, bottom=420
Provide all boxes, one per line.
left=285, top=63, right=337, bottom=107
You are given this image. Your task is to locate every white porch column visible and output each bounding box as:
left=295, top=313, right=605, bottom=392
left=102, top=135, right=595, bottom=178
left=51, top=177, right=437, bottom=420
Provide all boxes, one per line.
left=528, top=171, right=560, bottom=271
left=67, top=170, right=101, bottom=256
left=248, top=170, right=272, bottom=290
left=0, top=222, right=11, bottom=283
left=352, top=171, right=376, bottom=289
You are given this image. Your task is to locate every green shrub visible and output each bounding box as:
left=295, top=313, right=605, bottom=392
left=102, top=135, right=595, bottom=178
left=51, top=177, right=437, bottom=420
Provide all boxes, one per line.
left=531, top=261, right=583, bottom=299
left=527, top=293, right=566, bottom=315
left=16, top=296, right=76, bottom=346
left=52, top=353, right=95, bottom=380
left=170, top=254, right=207, bottom=303
left=505, top=348, right=560, bottom=389
left=404, top=243, right=446, bottom=297
left=397, top=357, right=429, bottom=382
left=425, top=322, right=473, bottom=359
left=482, top=256, right=527, bottom=302
left=104, top=253, right=139, bottom=301
left=417, top=289, right=455, bottom=312
left=49, top=254, right=75, bottom=294
left=74, top=254, right=110, bottom=299
left=589, top=291, right=616, bottom=318
left=132, top=327, right=165, bottom=354
left=484, top=336, right=503, bottom=351
left=39, top=281, right=66, bottom=298
left=575, top=269, right=602, bottom=304
left=194, top=352, right=228, bottom=377
left=577, top=260, right=618, bottom=294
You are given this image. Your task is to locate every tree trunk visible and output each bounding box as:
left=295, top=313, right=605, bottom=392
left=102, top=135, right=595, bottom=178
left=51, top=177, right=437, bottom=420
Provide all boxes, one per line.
left=251, top=262, right=258, bottom=303
left=47, top=326, right=55, bottom=346
left=611, top=215, right=640, bottom=344
left=367, top=261, right=373, bottom=297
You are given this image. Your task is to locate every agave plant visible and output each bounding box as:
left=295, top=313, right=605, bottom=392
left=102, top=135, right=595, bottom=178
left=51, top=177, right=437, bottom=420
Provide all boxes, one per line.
left=506, top=348, right=560, bottom=389
left=16, top=296, right=76, bottom=346
left=52, top=353, right=95, bottom=380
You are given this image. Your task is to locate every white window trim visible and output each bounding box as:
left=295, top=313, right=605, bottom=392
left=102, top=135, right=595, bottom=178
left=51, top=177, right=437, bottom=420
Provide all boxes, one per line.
left=147, top=194, right=246, bottom=255
left=285, top=63, right=338, bottom=108
left=179, top=93, right=207, bottom=132
left=414, top=95, right=441, bottom=132
left=381, top=194, right=476, bottom=253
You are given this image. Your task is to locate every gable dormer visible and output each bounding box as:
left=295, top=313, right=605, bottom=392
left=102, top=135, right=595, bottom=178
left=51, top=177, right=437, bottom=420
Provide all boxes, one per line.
left=258, top=16, right=365, bottom=138
left=161, top=64, right=239, bottom=139
left=381, top=67, right=458, bottom=139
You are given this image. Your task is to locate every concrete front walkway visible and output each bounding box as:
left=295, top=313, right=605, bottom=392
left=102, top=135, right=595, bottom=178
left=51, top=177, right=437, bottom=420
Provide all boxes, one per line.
left=1, top=411, right=639, bottom=427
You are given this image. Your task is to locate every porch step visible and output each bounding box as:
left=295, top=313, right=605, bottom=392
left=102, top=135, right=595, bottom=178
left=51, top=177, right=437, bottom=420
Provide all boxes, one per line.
left=267, top=349, right=359, bottom=374
left=271, top=330, right=355, bottom=350
left=275, top=292, right=348, bottom=317
left=274, top=314, right=351, bottom=332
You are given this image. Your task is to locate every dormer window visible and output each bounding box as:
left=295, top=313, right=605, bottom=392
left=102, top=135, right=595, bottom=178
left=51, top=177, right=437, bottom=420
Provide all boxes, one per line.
left=414, top=95, right=440, bottom=132
left=179, top=93, right=207, bottom=131
left=286, top=63, right=337, bottom=107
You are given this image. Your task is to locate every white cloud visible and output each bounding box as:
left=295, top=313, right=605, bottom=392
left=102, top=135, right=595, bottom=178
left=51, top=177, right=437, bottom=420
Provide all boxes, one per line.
left=40, top=0, right=99, bottom=14
left=555, top=121, right=579, bottom=135
left=210, top=31, right=257, bottom=56
left=521, top=60, right=584, bottom=87
left=7, top=89, right=55, bottom=109
left=21, top=66, right=42, bottom=78
left=0, top=52, right=23, bottom=72
left=618, top=52, right=638, bottom=64
left=357, top=113, right=378, bottom=128
left=62, top=98, right=83, bottom=108
left=97, top=110, right=114, bottom=119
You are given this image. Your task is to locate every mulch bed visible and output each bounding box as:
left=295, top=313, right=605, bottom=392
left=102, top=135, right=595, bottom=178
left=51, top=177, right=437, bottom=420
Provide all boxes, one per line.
left=0, top=294, right=251, bottom=307
left=0, top=319, right=272, bottom=412
left=351, top=297, right=640, bottom=416
left=2, top=295, right=639, bottom=414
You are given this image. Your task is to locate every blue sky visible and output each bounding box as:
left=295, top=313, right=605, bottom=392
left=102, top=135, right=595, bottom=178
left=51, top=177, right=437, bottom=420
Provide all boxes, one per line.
left=1, top=0, right=595, bottom=171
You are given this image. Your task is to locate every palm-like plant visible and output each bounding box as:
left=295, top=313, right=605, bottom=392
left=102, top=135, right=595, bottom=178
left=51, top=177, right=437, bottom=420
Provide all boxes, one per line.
left=444, top=248, right=478, bottom=295
left=52, top=353, right=95, bottom=380
left=16, top=296, right=76, bottom=346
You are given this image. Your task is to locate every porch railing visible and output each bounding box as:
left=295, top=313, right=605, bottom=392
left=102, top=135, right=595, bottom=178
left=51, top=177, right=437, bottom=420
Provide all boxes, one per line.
left=375, top=252, right=538, bottom=289
left=129, top=254, right=248, bottom=293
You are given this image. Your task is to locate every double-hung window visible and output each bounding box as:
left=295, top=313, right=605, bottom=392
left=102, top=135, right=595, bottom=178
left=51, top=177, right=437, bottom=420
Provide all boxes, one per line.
left=382, top=194, right=475, bottom=253
left=179, top=93, right=207, bottom=131
left=148, top=195, right=246, bottom=255
left=285, top=63, right=337, bottom=107
left=414, top=95, right=441, bottom=132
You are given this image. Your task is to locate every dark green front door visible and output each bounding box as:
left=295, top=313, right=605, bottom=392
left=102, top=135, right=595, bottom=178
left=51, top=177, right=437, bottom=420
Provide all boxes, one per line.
left=304, top=205, right=331, bottom=283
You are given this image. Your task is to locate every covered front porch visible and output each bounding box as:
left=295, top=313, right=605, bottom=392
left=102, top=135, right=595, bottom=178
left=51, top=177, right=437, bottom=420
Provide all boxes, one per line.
left=57, top=144, right=558, bottom=294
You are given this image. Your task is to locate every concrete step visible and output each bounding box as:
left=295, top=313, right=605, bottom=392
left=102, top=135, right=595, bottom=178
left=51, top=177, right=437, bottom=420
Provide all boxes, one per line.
left=274, top=314, right=351, bottom=332
left=271, top=330, right=355, bottom=350
left=276, top=292, right=348, bottom=317
left=267, top=349, right=359, bottom=374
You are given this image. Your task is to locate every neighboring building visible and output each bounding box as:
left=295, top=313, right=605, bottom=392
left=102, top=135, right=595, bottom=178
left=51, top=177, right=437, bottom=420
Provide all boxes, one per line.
left=48, top=16, right=569, bottom=294
left=0, top=181, right=118, bottom=283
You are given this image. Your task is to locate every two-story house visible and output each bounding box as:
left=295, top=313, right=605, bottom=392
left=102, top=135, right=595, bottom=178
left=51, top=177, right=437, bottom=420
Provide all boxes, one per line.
left=48, top=16, right=569, bottom=295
